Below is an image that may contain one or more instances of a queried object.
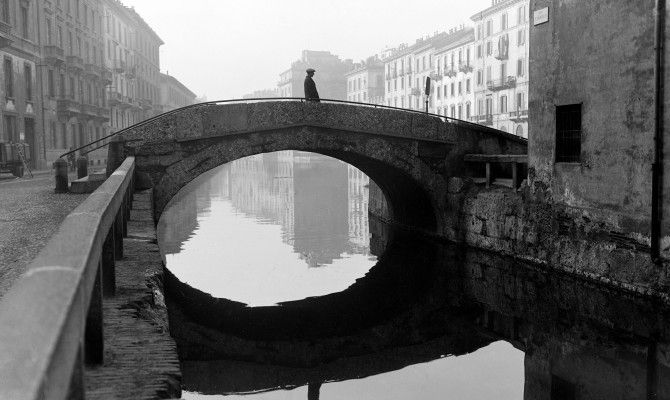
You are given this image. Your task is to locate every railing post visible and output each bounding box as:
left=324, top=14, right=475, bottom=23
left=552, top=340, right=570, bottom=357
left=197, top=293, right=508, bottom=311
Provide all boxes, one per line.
left=76, top=156, right=88, bottom=179
left=107, top=134, right=125, bottom=178
left=512, top=161, right=519, bottom=189
left=54, top=158, right=69, bottom=193
left=85, top=264, right=104, bottom=365
left=485, top=162, right=492, bottom=188
left=114, top=208, right=124, bottom=259
left=68, top=344, right=85, bottom=400
left=102, top=226, right=116, bottom=297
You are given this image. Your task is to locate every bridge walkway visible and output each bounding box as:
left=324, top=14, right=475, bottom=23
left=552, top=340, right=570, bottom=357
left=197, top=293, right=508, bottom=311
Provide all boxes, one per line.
left=84, top=189, right=181, bottom=399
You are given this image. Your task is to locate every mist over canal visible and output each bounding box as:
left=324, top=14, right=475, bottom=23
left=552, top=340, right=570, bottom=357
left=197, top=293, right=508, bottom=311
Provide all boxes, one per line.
left=157, top=151, right=378, bottom=306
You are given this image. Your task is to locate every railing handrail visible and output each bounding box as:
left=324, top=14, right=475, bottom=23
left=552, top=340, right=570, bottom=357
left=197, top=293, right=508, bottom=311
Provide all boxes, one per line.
left=0, top=156, right=135, bottom=399
left=60, top=97, right=521, bottom=159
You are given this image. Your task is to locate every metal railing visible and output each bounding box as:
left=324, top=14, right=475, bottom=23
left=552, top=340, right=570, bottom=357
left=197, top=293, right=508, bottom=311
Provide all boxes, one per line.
left=0, top=156, right=135, bottom=399
left=59, top=97, right=516, bottom=160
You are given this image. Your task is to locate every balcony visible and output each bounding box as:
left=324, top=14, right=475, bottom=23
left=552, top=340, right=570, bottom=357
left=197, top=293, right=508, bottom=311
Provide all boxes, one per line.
left=56, top=99, right=80, bottom=117
left=139, top=98, right=153, bottom=110
left=445, top=66, right=457, bottom=78
left=83, top=63, right=99, bottom=78
left=80, top=103, right=98, bottom=117
left=97, top=106, right=110, bottom=121
left=487, top=76, right=517, bottom=91
left=429, top=72, right=442, bottom=82
left=0, top=20, right=12, bottom=48
left=494, top=49, right=508, bottom=61
left=474, top=114, right=493, bottom=126
left=114, top=60, right=126, bottom=73
left=410, top=87, right=422, bottom=96
left=66, top=55, right=84, bottom=71
left=458, top=62, right=473, bottom=73
left=101, top=67, right=113, bottom=84
left=108, top=91, right=131, bottom=108
left=43, top=45, right=65, bottom=65
left=509, top=109, right=528, bottom=122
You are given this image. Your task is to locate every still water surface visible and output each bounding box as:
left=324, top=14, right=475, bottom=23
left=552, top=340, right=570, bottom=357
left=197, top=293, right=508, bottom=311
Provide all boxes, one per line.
left=158, top=151, right=670, bottom=400
left=158, top=151, right=376, bottom=306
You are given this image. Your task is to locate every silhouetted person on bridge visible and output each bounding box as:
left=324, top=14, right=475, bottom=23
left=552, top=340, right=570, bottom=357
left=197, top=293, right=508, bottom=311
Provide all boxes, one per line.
left=304, top=68, right=320, bottom=102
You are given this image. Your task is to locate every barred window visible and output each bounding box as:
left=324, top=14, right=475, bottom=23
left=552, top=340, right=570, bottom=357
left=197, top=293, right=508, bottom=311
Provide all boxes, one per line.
left=555, top=104, right=582, bottom=163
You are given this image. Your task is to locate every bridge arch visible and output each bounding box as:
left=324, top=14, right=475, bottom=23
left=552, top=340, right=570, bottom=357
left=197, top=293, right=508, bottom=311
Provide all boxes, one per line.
left=117, top=100, right=527, bottom=236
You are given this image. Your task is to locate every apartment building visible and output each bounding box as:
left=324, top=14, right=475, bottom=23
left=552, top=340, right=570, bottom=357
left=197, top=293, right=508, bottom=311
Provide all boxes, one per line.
left=278, top=50, right=352, bottom=100
left=383, top=28, right=473, bottom=113
left=344, top=55, right=384, bottom=105
left=159, top=72, right=196, bottom=112
left=471, top=0, right=530, bottom=137
left=102, top=0, right=162, bottom=134
left=433, top=28, right=475, bottom=120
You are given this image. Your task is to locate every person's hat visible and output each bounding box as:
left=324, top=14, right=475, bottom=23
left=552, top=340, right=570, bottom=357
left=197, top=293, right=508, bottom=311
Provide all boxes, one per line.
left=306, top=68, right=315, bottom=73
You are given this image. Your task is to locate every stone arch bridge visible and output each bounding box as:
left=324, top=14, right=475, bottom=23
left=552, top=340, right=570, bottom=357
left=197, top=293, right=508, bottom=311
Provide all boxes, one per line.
left=112, top=100, right=526, bottom=236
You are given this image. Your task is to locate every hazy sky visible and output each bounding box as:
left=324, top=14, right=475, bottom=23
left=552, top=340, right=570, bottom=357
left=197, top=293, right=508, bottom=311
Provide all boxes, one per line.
left=121, top=0, right=492, bottom=99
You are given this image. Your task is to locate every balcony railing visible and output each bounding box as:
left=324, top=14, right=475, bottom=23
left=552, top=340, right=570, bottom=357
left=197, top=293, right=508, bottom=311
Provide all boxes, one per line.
left=101, top=67, right=113, bottom=84
left=445, top=66, right=457, bottom=77
left=66, top=55, right=84, bottom=71
left=84, top=63, right=99, bottom=77
left=473, top=114, right=493, bottom=125
left=43, top=45, right=65, bottom=65
left=487, top=76, right=517, bottom=91
left=80, top=103, right=98, bottom=117
left=56, top=99, right=81, bottom=116
left=458, top=62, right=473, bottom=73
left=114, top=60, right=126, bottom=73
left=494, top=49, right=508, bottom=61
left=509, top=109, right=528, bottom=122
left=0, top=20, right=11, bottom=48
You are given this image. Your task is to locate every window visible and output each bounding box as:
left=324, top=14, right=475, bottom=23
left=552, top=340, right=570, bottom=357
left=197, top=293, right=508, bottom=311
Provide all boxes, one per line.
left=3, top=58, right=12, bottom=98
left=46, top=19, right=52, bottom=45
left=466, top=79, right=471, bottom=93
left=50, top=121, right=56, bottom=148
left=450, top=82, right=454, bottom=96
left=501, top=63, right=507, bottom=80
left=485, top=97, right=492, bottom=116
left=20, top=4, right=28, bottom=38
left=466, top=102, right=471, bottom=119
left=486, top=41, right=492, bottom=56
left=517, top=5, right=526, bottom=24
left=4, top=115, right=16, bottom=142
left=458, top=104, right=462, bottom=119
left=0, top=0, right=9, bottom=23
left=69, top=76, right=75, bottom=99
left=501, top=13, right=508, bottom=30
left=24, top=64, right=32, bottom=101
left=458, top=81, right=462, bottom=95
left=555, top=104, right=582, bottom=162
left=477, top=70, right=482, bottom=85
left=486, top=20, right=492, bottom=36
left=518, top=28, right=526, bottom=45
left=516, top=92, right=525, bottom=110
left=48, top=69, right=54, bottom=97
left=450, top=105, right=455, bottom=118
left=58, top=26, right=63, bottom=47
left=477, top=24, right=482, bottom=40
left=499, top=95, right=507, bottom=113
left=477, top=45, right=482, bottom=58
left=517, top=58, right=525, bottom=76
left=516, top=125, right=524, bottom=137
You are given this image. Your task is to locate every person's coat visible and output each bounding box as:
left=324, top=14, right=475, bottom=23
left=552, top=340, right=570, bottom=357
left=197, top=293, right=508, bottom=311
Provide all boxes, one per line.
left=304, top=76, right=320, bottom=102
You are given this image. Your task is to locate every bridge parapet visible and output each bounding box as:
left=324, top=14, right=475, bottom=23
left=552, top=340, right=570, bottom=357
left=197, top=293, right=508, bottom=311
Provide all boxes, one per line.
left=121, top=101, right=455, bottom=149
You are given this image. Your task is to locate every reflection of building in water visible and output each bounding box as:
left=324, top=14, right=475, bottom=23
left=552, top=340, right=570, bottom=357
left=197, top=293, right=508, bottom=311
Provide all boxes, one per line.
left=227, top=153, right=295, bottom=241
left=348, top=165, right=370, bottom=253
left=161, top=151, right=376, bottom=266
left=293, top=154, right=350, bottom=267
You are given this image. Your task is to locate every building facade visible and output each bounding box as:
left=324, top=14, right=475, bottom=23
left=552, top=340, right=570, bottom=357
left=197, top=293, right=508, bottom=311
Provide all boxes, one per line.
left=471, top=0, right=530, bottom=137
left=277, top=50, right=352, bottom=100
left=159, top=72, right=195, bottom=112
left=242, top=88, right=277, bottom=99
left=433, top=28, right=475, bottom=120
left=344, top=55, right=384, bottom=105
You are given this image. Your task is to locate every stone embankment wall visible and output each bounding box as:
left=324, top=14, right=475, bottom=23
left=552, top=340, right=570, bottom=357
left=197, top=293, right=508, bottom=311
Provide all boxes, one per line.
left=370, top=179, right=667, bottom=294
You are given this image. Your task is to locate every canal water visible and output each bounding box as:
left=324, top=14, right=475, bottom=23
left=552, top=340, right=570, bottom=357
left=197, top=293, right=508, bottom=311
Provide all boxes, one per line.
left=158, top=151, right=670, bottom=400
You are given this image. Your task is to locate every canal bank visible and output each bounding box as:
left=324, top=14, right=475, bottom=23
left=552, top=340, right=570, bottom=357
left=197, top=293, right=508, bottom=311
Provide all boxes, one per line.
left=369, top=178, right=668, bottom=297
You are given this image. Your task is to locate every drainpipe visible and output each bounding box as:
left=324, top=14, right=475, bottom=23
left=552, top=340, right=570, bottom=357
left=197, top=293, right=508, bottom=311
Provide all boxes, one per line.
left=36, top=3, right=47, bottom=168
left=652, top=0, right=666, bottom=262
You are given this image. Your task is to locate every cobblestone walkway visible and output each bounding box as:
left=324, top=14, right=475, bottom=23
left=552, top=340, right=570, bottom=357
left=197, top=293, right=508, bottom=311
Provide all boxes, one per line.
left=0, top=171, right=86, bottom=299
left=84, top=190, right=182, bottom=399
